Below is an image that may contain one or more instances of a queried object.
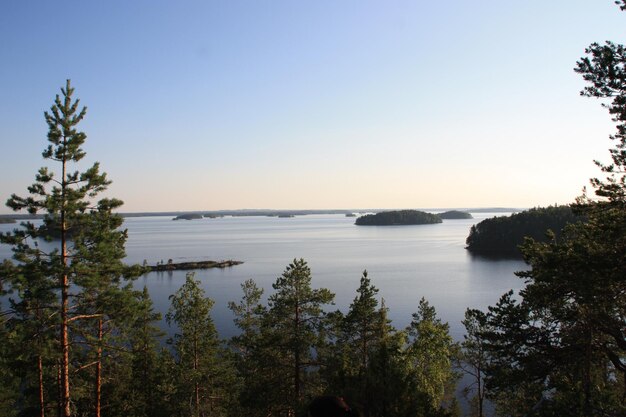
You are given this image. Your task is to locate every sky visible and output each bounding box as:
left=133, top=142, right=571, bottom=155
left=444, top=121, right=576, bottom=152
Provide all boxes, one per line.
left=0, top=0, right=624, bottom=213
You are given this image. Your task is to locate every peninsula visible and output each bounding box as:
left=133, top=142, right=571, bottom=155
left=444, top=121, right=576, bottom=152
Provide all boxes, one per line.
left=465, top=205, right=582, bottom=258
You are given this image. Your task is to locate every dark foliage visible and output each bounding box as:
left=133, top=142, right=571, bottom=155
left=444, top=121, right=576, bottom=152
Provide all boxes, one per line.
left=437, top=211, right=472, bottom=220
left=355, top=210, right=442, bottom=226
left=465, top=206, right=583, bottom=258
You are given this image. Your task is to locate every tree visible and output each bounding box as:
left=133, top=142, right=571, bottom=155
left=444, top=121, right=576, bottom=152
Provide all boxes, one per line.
left=0, top=80, right=140, bottom=417
left=166, top=273, right=235, bottom=417
left=263, top=258, right=335, bottom=417
left=466, top=3, right=626, bottom=415
left=227, top=279, right=267, bottom=417
left=459, top=309, right=488, bottom=417
left=405, top=298, right=459, bottom=413
left=325, top=271, right=389, bottom=417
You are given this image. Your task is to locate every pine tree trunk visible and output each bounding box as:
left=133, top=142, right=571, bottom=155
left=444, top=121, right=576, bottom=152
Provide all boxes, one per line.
left=95, top=319, right=102, bottom=417
left=60, top=155, right=71, bottom=417
left=57, top=360, right=62, bottom=417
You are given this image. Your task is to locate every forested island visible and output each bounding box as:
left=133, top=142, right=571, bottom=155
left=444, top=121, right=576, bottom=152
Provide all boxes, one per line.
left=465, top=205, right=583, bottom=258
left=355, top=210, right=443, bottom=225
left=0, top=218, right=15, bottom=224
left=437, top=210, right=472, bottom=219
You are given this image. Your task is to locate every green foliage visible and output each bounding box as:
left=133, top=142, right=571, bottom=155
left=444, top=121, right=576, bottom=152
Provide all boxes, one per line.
left=465, top=206, right=582, bottom=258
left=166, top=273, right=236, bottom=417
left=459, top=309, right=488, bottom=417
left=264, top=259, right=335, bottom=416
left=356, top=210, right=443, bottom=226
left=0, top=80, right=143, bottom=417
left=227, top=279, right=267, bottom=417
left=405, top=298, right=460, bottom=412
left=322, top=273, right=458, bottom=417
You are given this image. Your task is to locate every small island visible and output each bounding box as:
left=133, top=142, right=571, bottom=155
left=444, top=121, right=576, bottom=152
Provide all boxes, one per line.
left=355, top=210, right=442, bottom=226
left=0, top=218, right=16, bottom=224
left=345, top=213, right=356, bottom=217
left=438, top=210, right=473, bottom=220
left=172, top=213, right=203, bottom=220
left=147, top=259, right=243, bottom=271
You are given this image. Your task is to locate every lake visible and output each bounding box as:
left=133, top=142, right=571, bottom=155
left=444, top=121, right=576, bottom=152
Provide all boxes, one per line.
left=0, top=212, right=526, bottom=340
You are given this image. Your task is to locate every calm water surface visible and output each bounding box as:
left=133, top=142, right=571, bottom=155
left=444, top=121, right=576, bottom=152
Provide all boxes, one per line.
left=0, top=213, right=526, bottom=340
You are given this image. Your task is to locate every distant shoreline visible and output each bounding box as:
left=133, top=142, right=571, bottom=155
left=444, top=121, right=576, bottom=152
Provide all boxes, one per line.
left=0, top=207, right=520, bottom=221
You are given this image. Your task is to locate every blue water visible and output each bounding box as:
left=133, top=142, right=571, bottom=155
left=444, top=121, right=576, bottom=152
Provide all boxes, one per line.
left=0, top=213, right=526, bottom=340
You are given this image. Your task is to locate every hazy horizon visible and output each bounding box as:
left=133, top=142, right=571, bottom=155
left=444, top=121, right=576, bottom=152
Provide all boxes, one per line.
left=1, top=1, right=623, bottom=214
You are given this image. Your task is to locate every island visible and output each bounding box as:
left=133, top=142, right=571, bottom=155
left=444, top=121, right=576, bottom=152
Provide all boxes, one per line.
left=465, top=205, right=583, bottom=258
left=345, top=213, right=356, bottom=217
left=147, top=259, right=243, bottom=271
left=438, top=210, right=473, bottom=220
left=355, top=210, right=442, bottom=226
left=0, top=218, right=16, bottom=224
left=172, top=213, right=203, bottom=220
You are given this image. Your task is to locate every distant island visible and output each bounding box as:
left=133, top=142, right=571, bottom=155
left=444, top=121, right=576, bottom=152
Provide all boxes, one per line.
left=465, top=205, right=583, bottom=258
left=437, top=210, right=472, bottom=220
left=0, top=218, right=16, bottom=224
left=172, top=213, right=203, bottom=220
left=355, top=210, right=442, bottom=226
left=345, top=213, right=356, bottom=217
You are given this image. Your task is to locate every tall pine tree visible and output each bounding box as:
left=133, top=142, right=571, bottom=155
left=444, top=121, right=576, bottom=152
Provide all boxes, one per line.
left=0, top=80, right=139, bottom=417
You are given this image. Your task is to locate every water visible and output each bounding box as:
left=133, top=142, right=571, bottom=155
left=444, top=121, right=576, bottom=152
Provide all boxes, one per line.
left=0, top=212, right=525, bottom=340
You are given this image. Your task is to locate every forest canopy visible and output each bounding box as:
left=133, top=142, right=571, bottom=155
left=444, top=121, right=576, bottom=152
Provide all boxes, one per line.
left=465, top=205, right=583, bottom=258
left=437, top=210, right=472, bottom=220
left=355, top=210, right=442, bottom=226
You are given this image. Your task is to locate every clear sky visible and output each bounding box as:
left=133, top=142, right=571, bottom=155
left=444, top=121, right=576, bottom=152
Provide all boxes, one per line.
left=0, top=1, right=624, bottom=213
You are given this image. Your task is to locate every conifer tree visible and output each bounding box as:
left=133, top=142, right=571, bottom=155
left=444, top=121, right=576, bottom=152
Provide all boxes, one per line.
left=330, top=271, right=385, bottom=416
left=264, top=259, right=335, bottom=417
left=0, top=80, right=139, bottom=417
left=166, top=273, right=235, bottom=417
left=459, top=309, right=488, bottom=417
left=405, top=298, right=459, bottom=412
left=471, top=3, right=626, bottom=415
left=228, top=279, right=267, bottom=417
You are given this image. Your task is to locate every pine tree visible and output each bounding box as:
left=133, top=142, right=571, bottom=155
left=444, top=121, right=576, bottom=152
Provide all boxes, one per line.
left=330, top=271, right=384, bottom=416
left=405, top=298, right=459, bottom=413
left=0, top=80, right=139, bottom=417
left=227, top=279, right=267, bottom=417
left=459, top=309, right=488, bottom=417
left=264, top=259, right=335, bottom=417
left=166, top=273, right=235, bottom=417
